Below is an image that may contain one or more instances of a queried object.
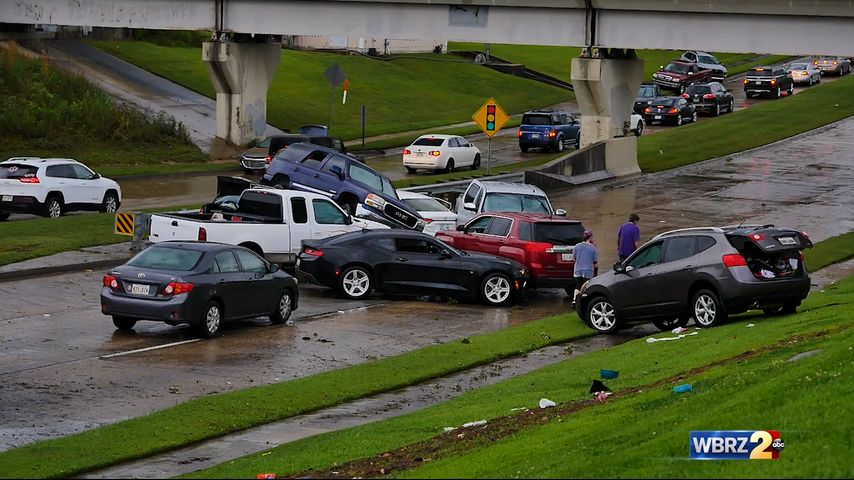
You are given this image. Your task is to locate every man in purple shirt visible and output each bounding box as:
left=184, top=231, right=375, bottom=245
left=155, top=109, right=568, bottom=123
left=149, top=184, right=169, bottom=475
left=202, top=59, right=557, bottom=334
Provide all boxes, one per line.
left=617, top=213, right=640, bottom=262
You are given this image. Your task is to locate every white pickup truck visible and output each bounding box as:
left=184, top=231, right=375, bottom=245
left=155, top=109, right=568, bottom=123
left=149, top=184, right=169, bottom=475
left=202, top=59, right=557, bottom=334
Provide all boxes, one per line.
left=150, top=188, right=388, bottom=264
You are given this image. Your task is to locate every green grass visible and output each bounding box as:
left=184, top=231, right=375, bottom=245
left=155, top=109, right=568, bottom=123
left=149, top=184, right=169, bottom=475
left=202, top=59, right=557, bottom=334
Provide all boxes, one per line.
left=187, top=275, right=854, bottom=478
left=448, top=43, right=792, bottom=82
left=86, top=41, right=571, bottom=141
left=637, top=73, right=854, bottom=172
left=804, top=231, right=854, bottom=271
left=0, top=316, right=594, bottom=479
left=0, top=45, right=207, bottom=168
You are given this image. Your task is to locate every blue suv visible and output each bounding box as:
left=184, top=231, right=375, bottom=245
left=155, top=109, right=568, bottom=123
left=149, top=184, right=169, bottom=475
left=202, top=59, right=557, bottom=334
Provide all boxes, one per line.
left=262, top=143, right=424, bottom=231
left=518, top=110, right=581, bottom=153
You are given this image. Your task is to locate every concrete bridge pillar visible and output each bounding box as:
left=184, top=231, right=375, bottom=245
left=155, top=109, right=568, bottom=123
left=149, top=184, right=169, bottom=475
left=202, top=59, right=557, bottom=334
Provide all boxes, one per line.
left=202, top=40, right=281, bottom=147
left=571, top=52, right=644, bottom=176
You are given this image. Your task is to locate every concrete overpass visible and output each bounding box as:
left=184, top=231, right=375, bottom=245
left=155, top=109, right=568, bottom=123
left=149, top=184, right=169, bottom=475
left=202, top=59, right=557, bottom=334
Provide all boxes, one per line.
left=3, top=1, right=853, bottom=175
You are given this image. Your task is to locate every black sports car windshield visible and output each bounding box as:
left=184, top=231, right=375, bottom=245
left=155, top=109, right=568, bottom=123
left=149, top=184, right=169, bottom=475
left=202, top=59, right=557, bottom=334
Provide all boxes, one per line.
left=638, top=85, right=657, bottom=98
left=128, top=247, right=203, bottom=271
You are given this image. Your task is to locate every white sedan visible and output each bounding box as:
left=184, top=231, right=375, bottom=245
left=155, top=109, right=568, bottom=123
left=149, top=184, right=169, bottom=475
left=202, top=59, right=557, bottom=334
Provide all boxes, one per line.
left=397, top=190, right=458, bottom=236
left=402, top=134, right=481, bottom=174
left=631, top=113, right=645, bottom=136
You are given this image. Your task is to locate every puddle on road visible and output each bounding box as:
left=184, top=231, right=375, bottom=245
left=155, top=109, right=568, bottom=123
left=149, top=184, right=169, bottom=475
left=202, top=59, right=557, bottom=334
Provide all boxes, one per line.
left=81, top=328, right=647, bottom=479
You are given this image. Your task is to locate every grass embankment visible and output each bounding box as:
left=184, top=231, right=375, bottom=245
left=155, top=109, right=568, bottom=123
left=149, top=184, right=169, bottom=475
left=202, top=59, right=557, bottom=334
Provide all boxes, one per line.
left=87, top=40, right=571, bottom=141
left=638, top=73, right=854, bottom=172
left=804, top=231, right=854, bottom=271
left=448, top=43, right=792, bottom=81
left=188, top=275, right=854, bottom=479
left=0, top=43, right=206, bottom=167
left=0, top=316, right=594, bottom=479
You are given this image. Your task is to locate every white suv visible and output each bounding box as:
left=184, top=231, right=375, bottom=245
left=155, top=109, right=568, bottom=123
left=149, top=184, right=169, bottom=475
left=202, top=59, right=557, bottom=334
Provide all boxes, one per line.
left=681, top=51, right=728, bottom=82
left=0, top=157, right=122, bottom=220
left=454, top=180, right=562, bottom=226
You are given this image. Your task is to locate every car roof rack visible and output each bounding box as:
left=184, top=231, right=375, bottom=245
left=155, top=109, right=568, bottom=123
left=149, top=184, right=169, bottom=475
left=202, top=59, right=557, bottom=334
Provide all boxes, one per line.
left=652, top=227, right=724, bottom=241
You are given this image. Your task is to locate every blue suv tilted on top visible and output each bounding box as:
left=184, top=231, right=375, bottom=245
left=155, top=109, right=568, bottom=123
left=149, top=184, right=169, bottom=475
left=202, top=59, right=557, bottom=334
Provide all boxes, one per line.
left=517, top=110, right=581, bottom=153
left=261, top=143, right=424, bottom=231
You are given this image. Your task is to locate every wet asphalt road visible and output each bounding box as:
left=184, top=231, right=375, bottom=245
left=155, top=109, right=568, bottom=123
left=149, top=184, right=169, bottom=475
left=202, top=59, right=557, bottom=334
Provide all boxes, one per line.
left=1, top=116, right=852, bottom=451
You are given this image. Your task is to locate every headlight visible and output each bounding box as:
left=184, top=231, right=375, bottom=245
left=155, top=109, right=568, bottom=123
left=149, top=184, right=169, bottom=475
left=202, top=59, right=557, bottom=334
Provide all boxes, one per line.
left=364, top=193, right=386, bottom=210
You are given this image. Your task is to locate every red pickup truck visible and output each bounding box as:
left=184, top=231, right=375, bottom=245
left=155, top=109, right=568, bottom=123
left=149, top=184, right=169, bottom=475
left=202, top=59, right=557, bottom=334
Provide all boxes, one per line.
left=436, top=212, right=587, bottom=296
left=652, top=60, right=713, bottom=93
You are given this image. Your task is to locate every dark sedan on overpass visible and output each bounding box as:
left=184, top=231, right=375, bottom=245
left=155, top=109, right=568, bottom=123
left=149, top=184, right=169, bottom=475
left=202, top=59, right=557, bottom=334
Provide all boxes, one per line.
left=101, top=242, right=298, bottom=337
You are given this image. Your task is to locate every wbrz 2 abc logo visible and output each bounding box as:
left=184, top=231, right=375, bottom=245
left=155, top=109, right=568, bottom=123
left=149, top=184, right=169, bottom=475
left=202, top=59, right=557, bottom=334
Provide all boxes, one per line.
left=690, top=430, right=785, bottom=460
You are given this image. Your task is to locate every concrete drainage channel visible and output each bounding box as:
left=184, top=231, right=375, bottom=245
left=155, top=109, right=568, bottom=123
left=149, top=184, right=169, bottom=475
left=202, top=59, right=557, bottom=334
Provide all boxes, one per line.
left=79, top=329, right=647, bottom=479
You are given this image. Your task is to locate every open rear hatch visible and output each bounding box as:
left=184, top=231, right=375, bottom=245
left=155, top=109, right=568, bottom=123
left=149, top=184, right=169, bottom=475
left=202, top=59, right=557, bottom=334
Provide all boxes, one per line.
left=725, top=225, right=812, bottom=279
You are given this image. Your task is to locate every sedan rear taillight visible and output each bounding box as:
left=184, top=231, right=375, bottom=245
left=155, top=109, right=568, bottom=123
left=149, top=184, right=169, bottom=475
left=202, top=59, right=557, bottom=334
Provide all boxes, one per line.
left=548, top=130, right=557, bottom=138
left=103, top=275, right=119, bottom=289
left=644, top=107, right=652, bottom=113
left=428, top=150, right=441, bottom=157
left=164, top=282, right=194, bottom=295
left=18, top=177, right=39, bottom=183
left=680, top=93, right=690, bottom=99
left=722, top=254, right=748, bottom=268
left=749, top=233, right=765, bottom=241
left=402, top=148, right=411, bottom=155
left=523, top=242, right=552, bottom=255
left=668, top=108, right=679, bottom=114
left=703, top=93, right=716, bottom=99
left=517, top=130, right=523, bottom=137
left=304, top=247, right=324, bottom=257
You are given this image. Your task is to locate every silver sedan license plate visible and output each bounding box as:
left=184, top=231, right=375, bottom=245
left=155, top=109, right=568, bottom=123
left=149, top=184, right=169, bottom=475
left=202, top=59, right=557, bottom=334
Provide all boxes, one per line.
left=131, top=284, right=150, bottom=295
left=778, top=236, right=797, bottom=246
left=561, top=253, right=573, bottom=262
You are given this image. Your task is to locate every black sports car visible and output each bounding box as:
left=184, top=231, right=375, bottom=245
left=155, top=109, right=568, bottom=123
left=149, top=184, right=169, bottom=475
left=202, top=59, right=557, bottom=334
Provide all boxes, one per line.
left=101, top=242, right=298, bottom=337
left=642, top=96, right=697, bottom=126
left=296, top=230, right=529, bottom=306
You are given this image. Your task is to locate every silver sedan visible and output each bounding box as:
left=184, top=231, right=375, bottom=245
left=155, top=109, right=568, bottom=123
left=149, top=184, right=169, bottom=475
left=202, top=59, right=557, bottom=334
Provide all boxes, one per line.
left=787, top=62, right=821, bottom=86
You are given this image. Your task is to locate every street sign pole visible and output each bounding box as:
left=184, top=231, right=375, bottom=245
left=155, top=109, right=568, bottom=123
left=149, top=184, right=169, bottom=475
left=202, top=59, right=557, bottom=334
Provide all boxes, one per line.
left=487, top=137, right=492, bottom=175
left=361, top=105, right=366, bottom=148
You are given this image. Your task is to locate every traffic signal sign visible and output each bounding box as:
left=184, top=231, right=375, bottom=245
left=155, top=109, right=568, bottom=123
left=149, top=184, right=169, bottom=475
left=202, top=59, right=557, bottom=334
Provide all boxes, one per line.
left=486, top=105, right=496, bottom=130
left=473, top=98, right=508, bottom=137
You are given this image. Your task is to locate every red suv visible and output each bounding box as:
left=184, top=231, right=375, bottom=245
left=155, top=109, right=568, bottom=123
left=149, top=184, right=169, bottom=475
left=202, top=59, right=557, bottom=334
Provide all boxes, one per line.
left=436, top=212, right=586, bottom=295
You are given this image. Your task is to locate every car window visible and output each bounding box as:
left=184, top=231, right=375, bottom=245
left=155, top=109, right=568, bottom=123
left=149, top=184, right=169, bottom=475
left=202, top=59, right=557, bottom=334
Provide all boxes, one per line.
left=235, top=249, right=268, bottom=274
left=237, top=191, right=283, bottom=219
left=456, top=137, right=470, bottom=148
left=448, top=138, right=459, bottom=147
left=257, top=137, right=272, bottom=148
left=559, top=114, right=569, bottom=124
left=403, top=196, right=449, bottom=212
left=45, top=164, right=75, bottom=178
left=686, top=85, right=712, bottom=95
left=627, top=242, right=663, bottom=269
left=684, top=52, right=696, bottom=61
left=698, top=236, right=716, bottom=253
left=638, top=85, right=657, bottom=98
left=551, top=114, right=562, bottom=125
left=371, top=238, right=395, bottom=251
left=395, top=238, right=443, bottom=254
left=128, top=246, right=203, bottom=271
left=663, top=237, right=698, bottom=263
left=214, top=251, right=241, bottom=273
left=301, top=150, right=328, bottom=169
left=466, top=216, right=493, bottom=234
left=790, top=63, right=808, bottom=70
left=0, top=164, right=39, bottom=179
left=486, top=217, right=512, bottom=236
left=71, top=164, right=95, bottom=180
left=484, top=193, right=550, bottom=214
left=463, top=184, right=481, bottom=205
left=521, top=114, right=551, bottom=126
left=531, top=222, right=586, bottom=245
left=348, top=162, right=382, bottom=191
left=412, top=137, right=444, bottom=147
left=290, top=198, right=308, bottom=224
left=665, top=63, right=689, bottom=74
left=698, top=55, right=716, bottom=64
left=321, top=155, right=346, bottom=176
left=380, top=177, right=399, bottom=200
left=312, top=199, right=348, bottom=224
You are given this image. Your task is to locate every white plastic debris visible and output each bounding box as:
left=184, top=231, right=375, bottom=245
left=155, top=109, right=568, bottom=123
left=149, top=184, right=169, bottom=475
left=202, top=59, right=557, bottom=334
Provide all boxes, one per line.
left=539, top=398, right=557, bottom=409
left=646, top=331, right=699, bottom=343
left=462, top=420, right=487, bottom=428
left=671, top=326, right=689, bottom=334
left=510, top=407, right=528, bottom=412
left=760, top=269, right=775, bottom=278
left=443, top=427, right=457, bottom=433
left=747, top=323, right=755, bottom=328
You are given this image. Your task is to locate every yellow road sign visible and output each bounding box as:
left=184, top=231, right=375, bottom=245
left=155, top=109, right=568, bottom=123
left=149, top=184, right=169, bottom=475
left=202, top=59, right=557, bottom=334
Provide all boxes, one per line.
left=115, top=212, right=135, bottom=236
left=472, top=98, right=509, bottom=137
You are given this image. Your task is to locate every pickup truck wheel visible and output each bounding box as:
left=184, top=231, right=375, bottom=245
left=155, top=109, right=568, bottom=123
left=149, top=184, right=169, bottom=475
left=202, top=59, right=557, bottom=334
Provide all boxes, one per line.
left=272, top=175, right=290, bottom=189
left=112, top=316, right=137, bottom=331
left=339, top=197, right=358, bottom=215
left=471, top=154, right=481, bottom=170
left=339, top=266, right=372, bottom=300
left=270, top=289, right=293, bottom=324
left=775, top=87, right=782, bottom=98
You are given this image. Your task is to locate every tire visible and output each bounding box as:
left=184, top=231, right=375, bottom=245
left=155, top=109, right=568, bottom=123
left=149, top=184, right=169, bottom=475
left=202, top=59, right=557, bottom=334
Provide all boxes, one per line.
left=405, top=166, right=417, bottom=174
left=272, top=175, right=290, bottom=190
left=714, top=103, right=721, bottom=116
left=338, top=266, right=372, bottom=300
left=444, top=159, right=455, bottom=174
left=480, top=272, right=512, bottom=306
left=0, top=212, right=9, bottom=222
left=775, top=87, right=782, bottom=98
left=675, top=114, right=683, bottom=127
left=112, top=316, right=137, bottom=330
left=584, top=296, right=621, bottom=334
left=788, top=84, right=794, bottom=95
left=808, top=77, right=813, bottom=87
left=197, top=300, right=223, bottom=338
left=691, top=289, right=727, bottom=328
left=575, top=133, right=582, bottom=148
left=100, top=191, right=119, bottom=213
left=634, top=121, right=643, bottom=137
left=729, top=99, right=734, bottom=113
left=340, top=197, right=358, bottom=216
left=520, top=145, right=529, bottom=153
left=270, top=288, right=293, bottom=324
left=763, top=302, right=798, bottom=316
left=471, top=154, right=481, bottom=170
left=746, top=91, right=753, bottom=99
left=691, top=111, right=698, bottom=123
left=42, top=195, right=63, bottom=219
left=652, top=317, right=688, bottom=331
left=553, top=136, right=565, bottom=153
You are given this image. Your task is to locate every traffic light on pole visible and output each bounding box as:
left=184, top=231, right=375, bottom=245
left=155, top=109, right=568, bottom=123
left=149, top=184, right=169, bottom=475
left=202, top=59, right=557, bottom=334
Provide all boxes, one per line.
left=486, top=104, right=496, bottom=131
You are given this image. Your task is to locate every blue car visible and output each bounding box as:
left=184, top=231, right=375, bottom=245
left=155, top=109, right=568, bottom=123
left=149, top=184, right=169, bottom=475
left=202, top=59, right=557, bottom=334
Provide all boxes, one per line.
left=517, top=110, right=581, bottom=153
left=261, top=143, right=424, bottom=231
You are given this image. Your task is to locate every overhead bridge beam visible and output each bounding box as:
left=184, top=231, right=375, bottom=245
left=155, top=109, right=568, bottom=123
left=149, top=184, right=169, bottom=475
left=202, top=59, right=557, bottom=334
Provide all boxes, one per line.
left=2, top=1, right=853, bottom=56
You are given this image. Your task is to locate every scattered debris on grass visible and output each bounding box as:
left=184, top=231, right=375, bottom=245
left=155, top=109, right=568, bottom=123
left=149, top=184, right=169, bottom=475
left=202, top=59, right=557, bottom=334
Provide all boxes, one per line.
left=538, top=398, right=556, bottom=409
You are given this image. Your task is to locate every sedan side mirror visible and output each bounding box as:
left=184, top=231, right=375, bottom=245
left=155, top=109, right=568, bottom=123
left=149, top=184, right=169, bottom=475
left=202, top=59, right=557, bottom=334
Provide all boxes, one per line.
left=456, top=224, right=466, bottom=231
left=613, top=262, right=625, bottom=274
left=330, top=165, right=344, bottom=180
left=268, top=263, right=280, bottom=273
left=463, top=202, right=476, bottom=211
left=93, top=173, right=101, bottom=179
left=554, top=208, right=566, bottom=217
left=439, top=250, right=453, bottom=259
